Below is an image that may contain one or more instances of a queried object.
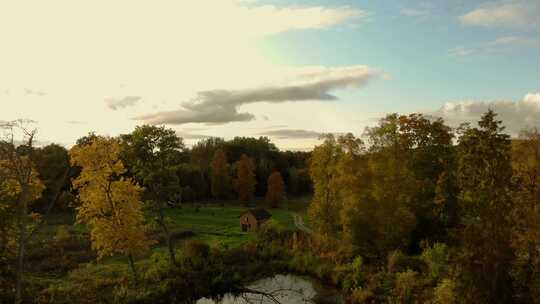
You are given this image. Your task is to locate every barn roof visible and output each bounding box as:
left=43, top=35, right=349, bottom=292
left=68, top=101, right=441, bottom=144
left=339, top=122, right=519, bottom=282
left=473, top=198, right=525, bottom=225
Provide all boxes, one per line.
left=243, top=208, right=271, bottom=221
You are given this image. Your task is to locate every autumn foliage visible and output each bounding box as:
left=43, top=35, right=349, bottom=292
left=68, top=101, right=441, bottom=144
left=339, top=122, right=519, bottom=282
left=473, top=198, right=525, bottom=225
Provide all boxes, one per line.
left=210, top=149, right=231, bottom=199
left=70, top=137, right=153, bottom=279
left=233, top=154, right=256, bottom=203
left=266, top=171, right=285, bottom=208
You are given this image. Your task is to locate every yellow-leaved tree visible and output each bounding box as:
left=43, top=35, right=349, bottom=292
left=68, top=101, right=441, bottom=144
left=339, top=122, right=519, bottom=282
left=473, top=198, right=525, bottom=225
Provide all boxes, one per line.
left=0, top=120, right=45, bottom=304
left=70, top=136, right=152, bottom=282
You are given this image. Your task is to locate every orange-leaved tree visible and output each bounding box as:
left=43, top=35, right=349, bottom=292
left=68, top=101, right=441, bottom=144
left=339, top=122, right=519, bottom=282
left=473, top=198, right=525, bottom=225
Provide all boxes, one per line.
left=234, top=154, right=256, bottom=203
left=266, top=171, right=285, bottom=208
left=210, top=149, right=231, bottom=200
left=70, top=136, right=153, bottom=283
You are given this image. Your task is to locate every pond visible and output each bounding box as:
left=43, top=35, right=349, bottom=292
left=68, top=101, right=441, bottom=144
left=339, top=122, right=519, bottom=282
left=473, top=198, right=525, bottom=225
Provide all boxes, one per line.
left=196, top=274, right=343, bottom=304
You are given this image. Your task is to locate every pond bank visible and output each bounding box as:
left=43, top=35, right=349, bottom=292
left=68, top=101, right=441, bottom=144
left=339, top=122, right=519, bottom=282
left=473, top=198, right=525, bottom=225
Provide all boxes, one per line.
left=196, top=274, right=343, bottom=304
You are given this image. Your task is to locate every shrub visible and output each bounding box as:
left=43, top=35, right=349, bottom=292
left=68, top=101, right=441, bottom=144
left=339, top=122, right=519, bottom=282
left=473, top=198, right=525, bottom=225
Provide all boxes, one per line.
left=350, top=287, right=374, bottom=303
left=184, top=240, right=210, bottom=259
left=54, top=225, right=71, bottom=243
left=387, top=250, right=427, bottom=273
left=143, top=252, right=170, bottom=282
left=394, top=269, right=419, bottom=304
left=433, top=278, right=456, bottom=304
left=258, top=219, right=287, bottom=242
left=351, top=256, right=364, bottom=287
left=421, top=243, right=449, bottom=281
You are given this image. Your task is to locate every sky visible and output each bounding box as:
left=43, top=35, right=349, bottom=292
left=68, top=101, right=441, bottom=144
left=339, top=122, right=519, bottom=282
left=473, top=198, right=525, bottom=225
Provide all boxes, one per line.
left=1, top=0, right=539, bottom=150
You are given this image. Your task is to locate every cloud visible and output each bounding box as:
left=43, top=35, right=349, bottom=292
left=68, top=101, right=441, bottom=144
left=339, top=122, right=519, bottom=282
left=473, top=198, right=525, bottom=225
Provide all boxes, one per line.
left=258, top=129, right=323, bottom=139
left=235, top=4, right=368, bottom=35
left=460, top=1, right=539, bottom=29
left=400, top=8, right=429, bottom=17
left=24, top=88, right=46, bottom=96
left=175, top=131, right=212, bottom=140
left=434, top=93, right=540, bottom=134
left=135, top=65, right=380, bottom=125
left=105, top=96, right=141, bottom=110
left=449, top=36, right=540, bottom=56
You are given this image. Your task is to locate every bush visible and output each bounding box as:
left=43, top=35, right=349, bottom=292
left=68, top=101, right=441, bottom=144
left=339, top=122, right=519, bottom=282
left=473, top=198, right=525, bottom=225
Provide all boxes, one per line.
left=258, top=219, right=288, bottom=242
left=387, top=250, right=427, bottom=273
left=350, top=287, right=374, bottom=303
left=184, top=240, right=210, bottom=259
left=143, top=252, right=170, bottom=282
left=394, top=270, right=419, bottom=304
left=433, top=278, right=456, bottom=304
left=54, top=225, right=71, bottom=243
left=421, top=243, right=449, bottom=281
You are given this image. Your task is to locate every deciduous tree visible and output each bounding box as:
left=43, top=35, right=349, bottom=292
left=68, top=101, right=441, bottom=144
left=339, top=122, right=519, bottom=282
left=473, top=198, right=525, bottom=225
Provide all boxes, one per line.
left=70, top=136, right=152, bottom=282
left=266, top=171, right=285, bottom=208
left=120, top=125, right=184, bottom=264
left=0, top=120, right=45, bottom=304
left=510, top=127, right=540, bottom=302
left=455, top=110, right=514, bottom=303
left=234, top=154, right=256, bottom=203
left=210, top=149, right=231, bottom=200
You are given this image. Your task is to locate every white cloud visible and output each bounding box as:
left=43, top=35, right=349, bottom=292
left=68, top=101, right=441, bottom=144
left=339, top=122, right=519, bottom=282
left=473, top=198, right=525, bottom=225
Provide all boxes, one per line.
left=135, top=66, right=380, bottom=125
left=400, top=8, right=429, bottom=17
left=460, top=1, right=539, bottom=29
left=435, top=93, right=540, bottom=134
left=449, top=36, right=540, bottom=56
left=524, top=93, right=540, bottom=103
left=105, top=96, right=141, bottom=110
left=258, top=129, right=323, bottom=139
left=0, top=0, right=369, bottom=148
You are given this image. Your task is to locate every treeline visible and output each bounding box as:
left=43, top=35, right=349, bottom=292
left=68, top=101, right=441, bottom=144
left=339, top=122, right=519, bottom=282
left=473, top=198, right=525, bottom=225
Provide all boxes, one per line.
left=307, top=111, right=540, bottom=303
left=0, top=123, right=311, bottom=303
left=9, top=127, right=311, bottom=212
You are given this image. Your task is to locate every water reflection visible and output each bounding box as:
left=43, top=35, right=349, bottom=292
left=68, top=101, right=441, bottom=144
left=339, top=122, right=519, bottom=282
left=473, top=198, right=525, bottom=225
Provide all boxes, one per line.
left=196, top=274, right=317, bottom=304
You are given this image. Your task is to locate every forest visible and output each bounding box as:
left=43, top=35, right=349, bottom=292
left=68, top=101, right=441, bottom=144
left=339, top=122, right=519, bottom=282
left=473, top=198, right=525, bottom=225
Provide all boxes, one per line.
left=0, top=110, right=539, bottom=304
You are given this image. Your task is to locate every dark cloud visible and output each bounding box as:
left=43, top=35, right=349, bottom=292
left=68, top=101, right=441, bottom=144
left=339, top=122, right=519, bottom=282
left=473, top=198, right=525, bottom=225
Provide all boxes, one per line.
left=135, top=66, right=379, bottom=125
left=258, top=129, right=323, bottom=139
left=105, top=96, right=141, bottom=110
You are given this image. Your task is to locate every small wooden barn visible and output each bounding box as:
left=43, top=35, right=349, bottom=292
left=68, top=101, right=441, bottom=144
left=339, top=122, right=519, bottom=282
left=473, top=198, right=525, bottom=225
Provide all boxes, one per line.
left=240, top=208, right=271, bottom=232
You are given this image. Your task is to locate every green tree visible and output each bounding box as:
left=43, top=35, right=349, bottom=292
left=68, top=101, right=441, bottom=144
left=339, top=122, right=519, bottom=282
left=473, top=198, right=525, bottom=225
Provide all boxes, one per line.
left=510, top=127, right=540, bottom=302
left=308, top=135, right=345, bottom=235
left=234, top=154, right=256, bottom=203
left=455, top=110, right=514, bottom=303
left=120, top=125, right=184, bottom=264
left=32, top=144, right=72, bottom=210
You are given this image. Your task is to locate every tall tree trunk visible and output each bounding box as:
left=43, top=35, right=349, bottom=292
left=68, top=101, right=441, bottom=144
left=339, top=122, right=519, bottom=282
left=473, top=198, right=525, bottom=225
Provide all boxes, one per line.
left=15, top=239, right=25, bottom=304
left=128, top=254, right=138, bottom=284
left=157, top=205, right=176, bottom=265
left=15, top=198, right=27, bottom=304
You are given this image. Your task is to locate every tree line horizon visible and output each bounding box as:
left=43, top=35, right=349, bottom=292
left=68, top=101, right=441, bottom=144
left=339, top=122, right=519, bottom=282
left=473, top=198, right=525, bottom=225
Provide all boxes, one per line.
left=1, top=109, right=539, bottom=303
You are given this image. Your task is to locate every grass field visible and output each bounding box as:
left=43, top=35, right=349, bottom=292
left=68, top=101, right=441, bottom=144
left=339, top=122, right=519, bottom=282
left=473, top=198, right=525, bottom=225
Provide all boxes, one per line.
left=163, top=204, right=297, bottom=248
left=31, top=198, right=311, bottom=284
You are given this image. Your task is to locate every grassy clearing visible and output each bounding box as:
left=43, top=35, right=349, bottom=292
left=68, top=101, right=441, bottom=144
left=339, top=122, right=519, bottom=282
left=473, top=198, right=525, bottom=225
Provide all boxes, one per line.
left=163, top=202, right=297, bottom=248
left=30, top=198, right=309, bottom=287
